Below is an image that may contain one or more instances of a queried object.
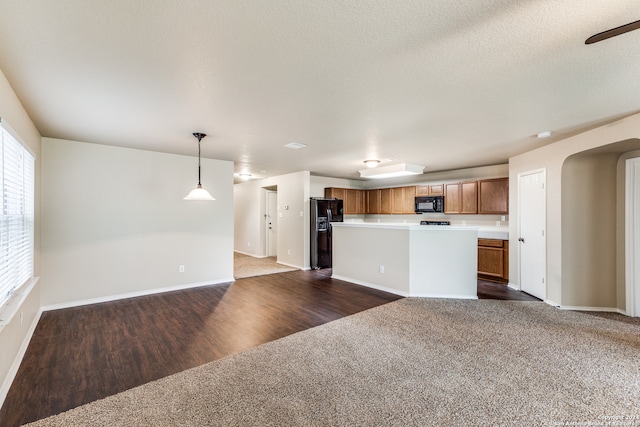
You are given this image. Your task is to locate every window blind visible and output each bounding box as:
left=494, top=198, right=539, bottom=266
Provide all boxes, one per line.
left=0, top=120, right=35, bottom=308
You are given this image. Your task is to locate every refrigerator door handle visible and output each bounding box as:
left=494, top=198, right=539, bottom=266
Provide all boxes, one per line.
left=327, top=208, right=333, bottom=222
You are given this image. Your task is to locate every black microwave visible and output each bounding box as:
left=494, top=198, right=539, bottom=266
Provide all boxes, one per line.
left=415, top=196, right=444, bottom=213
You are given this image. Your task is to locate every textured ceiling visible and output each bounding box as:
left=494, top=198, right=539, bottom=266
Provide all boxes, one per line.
left=0, top=0, right=639, bottom=181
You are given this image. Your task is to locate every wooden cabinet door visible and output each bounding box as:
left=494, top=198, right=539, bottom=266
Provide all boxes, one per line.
left=478, top=239, right=509, bottom=282
left=357, top=190, right=366, bottom=214
left=444, top=183, right=460, bottom=213
left=478, top=178, right=508, bottom=214
left=403, top=186, right=416, bottom=213
left=460, top=181, right=478, bottom=214
left=367, top=189, right=380, bottom=214
left=379, top=188, right=392, bottom=214
left=324, top=187, right=345, bottom=200
left=391, top=187, right=405, bottom=213
left=416, top=185, right=443, bottom=196
left=429, top=184, right=444, bottom=196
left=344, top=189, right=357, bottom=214
left=478, top=246, right=504, bottom=277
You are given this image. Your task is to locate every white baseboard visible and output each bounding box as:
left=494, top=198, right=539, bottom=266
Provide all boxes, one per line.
left=41, top=278, right=235, bottom=312
left=411, top=293, right=479, bottom=300
left=558, top=305, right=627, bottom=315
left=0, top=307, right=43, bottom=409
left=507, top=282, right=519, bottom=291
left=276, top=260, right=303, bottom=270
left=234, top=250, right=267, bottom=258
left=331, top=275, right=409, bottom=297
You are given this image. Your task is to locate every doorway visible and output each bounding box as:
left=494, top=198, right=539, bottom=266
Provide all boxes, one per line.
left=266, top=190, right=277, bottom=257
left=518, top=169, right=547, bottom=300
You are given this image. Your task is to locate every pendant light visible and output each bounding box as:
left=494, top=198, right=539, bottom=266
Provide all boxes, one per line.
left=184, top=132, right=215, bottom=200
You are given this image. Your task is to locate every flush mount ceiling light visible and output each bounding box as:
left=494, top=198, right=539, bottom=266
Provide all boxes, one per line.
left=359, top=163, right=425, bottom=179
left=184, top=132, right=215, bottom=201
left=537, top=131, right=552, bottom=139
left=283, top=142, right=307, bottom=149
left=364, top=160, right=380, bottom=168
left=238, top=173, right=252, bottom=179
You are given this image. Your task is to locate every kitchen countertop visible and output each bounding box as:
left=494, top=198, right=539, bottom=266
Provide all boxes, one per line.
left=335, top=221, right=508, bottom=240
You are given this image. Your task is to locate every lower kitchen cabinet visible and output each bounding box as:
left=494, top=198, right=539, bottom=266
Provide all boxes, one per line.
left=478, top=239, right=509, bottom=283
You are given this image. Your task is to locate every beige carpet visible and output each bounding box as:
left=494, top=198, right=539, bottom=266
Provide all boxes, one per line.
left=234, top=252, right=298, bottom=278
left=27, top=299, right=640, bottom=426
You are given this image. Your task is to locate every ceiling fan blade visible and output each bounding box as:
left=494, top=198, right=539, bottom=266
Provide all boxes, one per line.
left=585, top=19, right=640, bottom=44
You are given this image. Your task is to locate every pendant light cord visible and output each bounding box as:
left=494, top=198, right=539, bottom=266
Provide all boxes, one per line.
left=193, top=132, right=206, bottom=187
left=198, top=138, right=202, bottom=186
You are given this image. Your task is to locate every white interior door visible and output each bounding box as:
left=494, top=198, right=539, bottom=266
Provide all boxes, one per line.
left=266, top=191, right=277, bottom=257
left=518, top=169, right=547, bottom=300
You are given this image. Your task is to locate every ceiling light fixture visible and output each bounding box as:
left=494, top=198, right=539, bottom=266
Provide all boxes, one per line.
left=359, top=163, right=424, bottom=179
left=364, top=159, right=380, bottom=168
left=184, top=132, right=215, bottom=201
left=537, top=131, right=552, bottom=139
left=283, top=142, right=307, bottom=149
left=238, top=173, right=252, bottom=179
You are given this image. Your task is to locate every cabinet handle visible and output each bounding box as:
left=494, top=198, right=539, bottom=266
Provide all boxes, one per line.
left=518, top=237, right=525, bottom=243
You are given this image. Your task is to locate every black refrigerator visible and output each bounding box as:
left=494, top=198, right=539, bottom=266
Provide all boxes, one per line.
left=310, top=197, right=344, bottom=269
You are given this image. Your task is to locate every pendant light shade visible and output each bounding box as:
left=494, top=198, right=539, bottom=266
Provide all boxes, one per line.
left=184, top=132, right=215, bottom=201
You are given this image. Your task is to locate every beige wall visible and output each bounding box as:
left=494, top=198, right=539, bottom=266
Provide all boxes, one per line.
left=0, top=69, right=42, bottom=404
left=234, top=171, right=311, bottom=269
left=561, top=151, right=619, bottom=308
left=510, top=112, right=640, bottom=309
left=40, top=138, right=235, bottom=307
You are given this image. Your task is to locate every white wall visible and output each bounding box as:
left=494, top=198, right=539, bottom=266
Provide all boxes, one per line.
left=40, top=138, right=234, bottom=307
left=510, top=112, right=640, bottom=309
left=309, top=175, right=365, bottom=197
left=0, top=69, right=42, bottom=405
left=234, top=171, right=310, bottom=269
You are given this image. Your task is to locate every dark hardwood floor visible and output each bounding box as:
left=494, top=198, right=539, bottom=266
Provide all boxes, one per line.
left=477, top=279, right=540, bottom=301
left=0, top=271, right=534, bottom=426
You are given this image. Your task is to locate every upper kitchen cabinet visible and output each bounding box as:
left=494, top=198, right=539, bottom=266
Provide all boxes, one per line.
left=416, top=184, right=444, bottom=196
left=324, top=187, right=345, bottom=200
left=391, top=186, right=416, bottom=214
left=444, top=181, right=478, bottom=214
left=379, top=188, right=392, bottom=214
left=325, top=188, right=366, bottom=214
left=478, top=178, right=508, bottom=214
left=345, top=189, right=366, bottom=214
left=417, top=184, right=444, bottom=196
left=367, top=189, right=381, bottom=214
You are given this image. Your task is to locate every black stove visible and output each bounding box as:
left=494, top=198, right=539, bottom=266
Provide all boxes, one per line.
left=420, top=220, right=450, bottom=225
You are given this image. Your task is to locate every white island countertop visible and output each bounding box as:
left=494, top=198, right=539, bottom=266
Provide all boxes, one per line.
left=331, top=222, right=478, bottom=298
left=335, top=221, right=508, bottom=240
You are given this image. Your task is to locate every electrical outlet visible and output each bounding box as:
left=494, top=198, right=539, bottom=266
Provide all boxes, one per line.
left=501, top=216, right=506, bottom=221
left=379, top=266, right=385, bottom=273
left=179, top=265, right=185, bottom=273
left=20, top=311, right=23, bottom=325
left=287, top=249, right=291, bottom=255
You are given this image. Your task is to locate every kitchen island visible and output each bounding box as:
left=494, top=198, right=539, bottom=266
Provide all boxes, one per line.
left=331, top=222, right=478, bottom=298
